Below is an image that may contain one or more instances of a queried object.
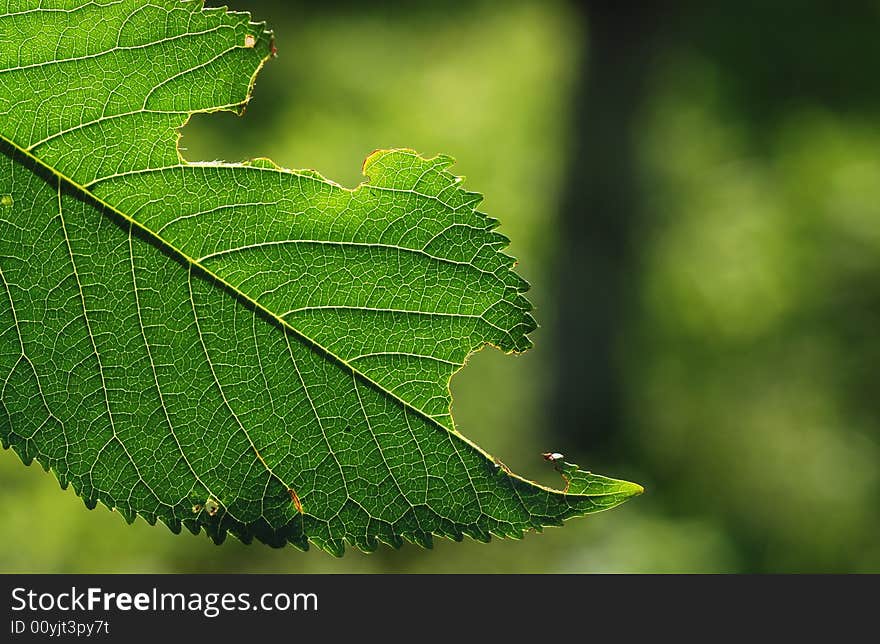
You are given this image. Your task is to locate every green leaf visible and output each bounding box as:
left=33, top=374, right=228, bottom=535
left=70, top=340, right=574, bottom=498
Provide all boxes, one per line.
left=0, top=0, right=641, bottom=555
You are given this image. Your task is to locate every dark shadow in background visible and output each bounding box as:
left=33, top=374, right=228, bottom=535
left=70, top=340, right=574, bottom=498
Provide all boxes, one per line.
left=550, top=2, right=666, bottom=456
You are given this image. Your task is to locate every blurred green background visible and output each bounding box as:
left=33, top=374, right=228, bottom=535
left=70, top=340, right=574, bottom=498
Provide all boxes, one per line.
left=2, top=0, right=878, bottom=573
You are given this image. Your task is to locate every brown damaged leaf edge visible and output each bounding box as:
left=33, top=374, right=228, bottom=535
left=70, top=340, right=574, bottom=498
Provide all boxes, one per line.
left=288, top=488, right=304, bottom=515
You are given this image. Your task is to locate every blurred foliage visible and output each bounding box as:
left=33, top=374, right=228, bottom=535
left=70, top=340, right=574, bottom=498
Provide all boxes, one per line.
left=630, top=57, right=880, bottom=572
left=1, top=0, right=877, bottom=572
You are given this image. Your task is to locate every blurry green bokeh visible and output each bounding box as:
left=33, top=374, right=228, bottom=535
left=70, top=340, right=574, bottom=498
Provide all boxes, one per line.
left=1, top=0, right=877, bottom=572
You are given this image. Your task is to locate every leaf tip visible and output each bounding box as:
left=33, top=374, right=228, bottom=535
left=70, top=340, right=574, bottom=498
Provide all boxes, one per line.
left=544, top=455, right=644, bottom=505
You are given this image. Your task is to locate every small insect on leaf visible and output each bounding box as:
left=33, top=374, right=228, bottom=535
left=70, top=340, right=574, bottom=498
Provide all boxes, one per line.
left=542, top=452, right=565, bottom=462
left=493, top=457, right=512, bottom=475
left=244, top=34, right=256, bottom=48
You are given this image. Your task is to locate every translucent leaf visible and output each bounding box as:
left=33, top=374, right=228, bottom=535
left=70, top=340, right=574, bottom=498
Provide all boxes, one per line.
left=0, top=0, right=641, bottom=555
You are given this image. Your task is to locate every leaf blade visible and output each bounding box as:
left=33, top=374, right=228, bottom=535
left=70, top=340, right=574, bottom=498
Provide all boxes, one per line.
left=0, top=0, right=641, bottom=555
